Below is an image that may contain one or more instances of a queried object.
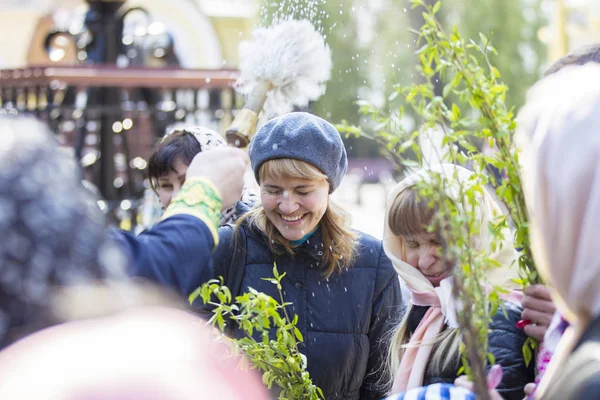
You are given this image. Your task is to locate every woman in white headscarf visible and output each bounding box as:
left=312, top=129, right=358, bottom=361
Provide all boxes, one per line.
left=515, top=63, right=600, bottom=400
left=382, top=164, right=532, bottom=400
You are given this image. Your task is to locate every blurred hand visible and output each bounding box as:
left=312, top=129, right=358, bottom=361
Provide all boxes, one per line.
left=186, top=147, right=249, bottom=210
left=522, top=284, right=556, bottom=341
left=454, top=376, right=505, bottom=400
left=523, top=382, right=537, bottom=399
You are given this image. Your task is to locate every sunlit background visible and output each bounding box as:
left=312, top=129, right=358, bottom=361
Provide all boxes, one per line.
left=0, top=0, right=598, bottom=238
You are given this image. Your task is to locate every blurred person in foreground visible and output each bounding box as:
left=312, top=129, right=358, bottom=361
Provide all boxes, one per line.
left=456, top=64, right=600, bottom=400
left=518, top=43, right=600, bottom=346
left=0, top=115, right=266, bottom=399
left=514, top=42, right=600, bottom=400
left=515, top=63, right=600, bottom=399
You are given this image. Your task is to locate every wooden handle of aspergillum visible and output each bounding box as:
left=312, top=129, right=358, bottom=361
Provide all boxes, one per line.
left=226, top=80, right=272, bottom=148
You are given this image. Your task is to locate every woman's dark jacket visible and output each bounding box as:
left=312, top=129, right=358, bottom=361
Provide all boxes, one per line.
left=541, top=314, right=600, bottom=400
left=205, top=214, right=403, bottom=400
left=408, top=301, right=535, bottom=400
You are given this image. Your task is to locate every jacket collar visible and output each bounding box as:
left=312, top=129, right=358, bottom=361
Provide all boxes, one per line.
left=296, top=227, right=326, bottom=261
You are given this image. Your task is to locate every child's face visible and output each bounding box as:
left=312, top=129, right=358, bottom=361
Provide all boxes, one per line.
left=156, top=158, right=188, bottom=209
left=260, top=175, right=329, bottom=241
left=402, top=232, right=449, bottom=286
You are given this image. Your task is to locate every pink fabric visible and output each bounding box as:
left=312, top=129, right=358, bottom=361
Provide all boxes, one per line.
left=527, top=313, right=569, bottom=400
left=391, top=289, right=444, bottom=392
left=391, top=306, right=445, bottom=393
left=411, top=290, right=441, bottom=307
left=500, top=289, right=524, bottom=305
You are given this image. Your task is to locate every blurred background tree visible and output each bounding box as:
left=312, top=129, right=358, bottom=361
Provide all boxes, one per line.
left=441, top=0, right=546, bottom=109
left=260, top=0, right=547, bottom=157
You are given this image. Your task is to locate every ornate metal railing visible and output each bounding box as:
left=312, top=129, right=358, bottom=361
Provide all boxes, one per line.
left=0, top=64, right=240, bottom=229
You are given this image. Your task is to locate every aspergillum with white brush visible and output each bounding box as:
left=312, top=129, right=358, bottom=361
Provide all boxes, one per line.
left=226, top=19, right=332, bottom=148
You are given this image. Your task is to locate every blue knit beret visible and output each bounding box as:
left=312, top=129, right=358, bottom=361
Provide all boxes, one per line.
left=249, top=112, right=348, bottom=192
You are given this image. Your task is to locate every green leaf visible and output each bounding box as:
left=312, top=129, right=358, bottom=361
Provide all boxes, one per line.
left=487, top=352, right=496, bottom=366
left=443, top=82, right=453, bottom=98
left=432, top=1, right=441, bottom=14
left=294, top=327, right=304, bottom=342
left=479, top=32, right=488, bottom=46
left=522, top=340, right=533, bottom=367
left=222, top=286, right=232, bottom=303
left=415, top=43, right=430, bottom=55
left=452, top=104, right=460, bottom=120
left=398, top=139, right=415, bottom=153
left=216, top=313, right=225, bottom=332
left=491, top=66, right=501, bottom=78
left=188, top=287, right=202, bottom=305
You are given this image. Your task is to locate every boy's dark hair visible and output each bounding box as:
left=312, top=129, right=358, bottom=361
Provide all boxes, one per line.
left=544, top=43, right=600, bottom=76
left=148, top=132, right=202, bottom=192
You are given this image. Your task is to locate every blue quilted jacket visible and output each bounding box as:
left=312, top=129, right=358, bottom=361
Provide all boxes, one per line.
left=205, top=205, right=403, bottom=400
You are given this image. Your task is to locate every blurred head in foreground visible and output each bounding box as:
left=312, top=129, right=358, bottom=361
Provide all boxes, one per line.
left=0, top=115, right=128, bottom=348
left=0, top=116, right=267, bottom=399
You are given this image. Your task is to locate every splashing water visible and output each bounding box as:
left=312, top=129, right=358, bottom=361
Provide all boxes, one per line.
left=260, top=0, right=330, bottom=34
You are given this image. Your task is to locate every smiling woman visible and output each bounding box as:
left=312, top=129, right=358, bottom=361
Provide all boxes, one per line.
left=259, top=159, right=330, bottom=242
left=202, top=112, right=402, bottom=400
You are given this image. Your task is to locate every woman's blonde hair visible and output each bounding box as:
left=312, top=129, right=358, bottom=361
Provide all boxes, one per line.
left=382, top=186, right=460, bottom=392
left=235, top=158, right=357, bottom=277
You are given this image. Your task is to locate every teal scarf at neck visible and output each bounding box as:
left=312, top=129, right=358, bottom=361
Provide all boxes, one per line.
left=290, top=227, right=318, bottom=246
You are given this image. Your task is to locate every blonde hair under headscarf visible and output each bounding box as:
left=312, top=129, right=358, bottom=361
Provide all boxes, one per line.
left=384, top=164, right=520, bottom=294
left=383, top=164, right=521, bottom=392
left=515, top=64, right=600, bottom=398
